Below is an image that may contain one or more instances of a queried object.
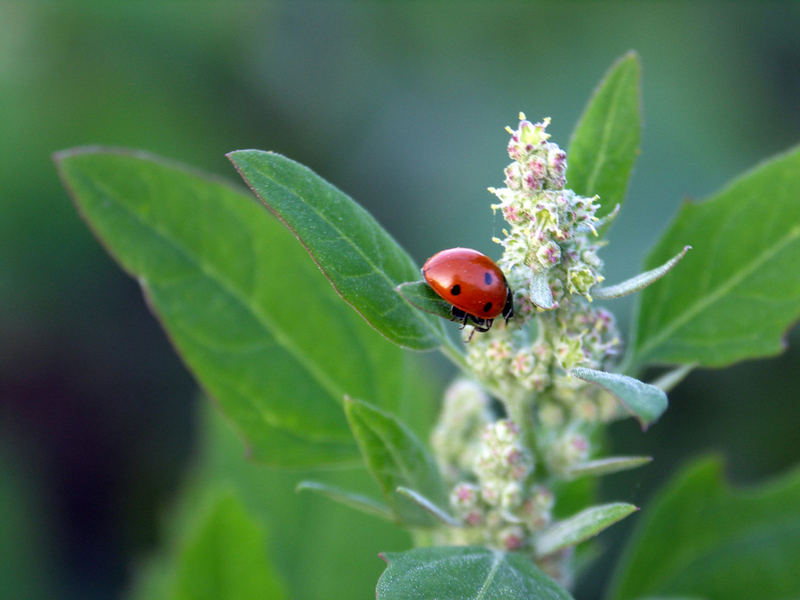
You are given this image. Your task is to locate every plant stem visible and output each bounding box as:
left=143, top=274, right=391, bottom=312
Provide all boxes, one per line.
left=504, top=388, right=537, bottom=455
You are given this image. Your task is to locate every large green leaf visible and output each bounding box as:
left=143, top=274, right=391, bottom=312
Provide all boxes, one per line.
left=345, top=397, right=446, bottom=527
left=172, top=491, right=286, bottom=600
left=630, top=147, right=800, bottom=368
left=55, top=148, right=421, bottom=467
left=127, top=488, right=286, bottom=600
left=607, top=457, right=800, bottom=600
left=377, top=546, right=574, bottom=599
left=228, top=150, right=448, bottom=350
left=567, top=51, right=642, bottom=224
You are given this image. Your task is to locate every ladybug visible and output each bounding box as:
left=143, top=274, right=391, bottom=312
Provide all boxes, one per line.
left=422, top=247, right=514, bottom=333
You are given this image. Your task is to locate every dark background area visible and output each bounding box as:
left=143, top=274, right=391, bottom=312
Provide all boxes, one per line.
left=1, top=2, right=799, bottom=598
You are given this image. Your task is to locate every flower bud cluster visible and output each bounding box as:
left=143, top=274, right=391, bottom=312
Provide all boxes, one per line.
left=431, top=379, right=492, bottom=481
left=490, top=114, right=605, bottom=308
left=464, top=114, right=622, bottom=427
left=465, top=302, right=621, bottom=424
left=430, top=115, right=627, bottom=579
left=443, top=419, right=554, bottom=551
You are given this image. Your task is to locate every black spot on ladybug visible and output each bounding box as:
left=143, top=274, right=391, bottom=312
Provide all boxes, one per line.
left=450, top=284, right=461, bottom=296
left=484, top=272, right=493, bottom=285
left=483, top=301, right=493, bottom=313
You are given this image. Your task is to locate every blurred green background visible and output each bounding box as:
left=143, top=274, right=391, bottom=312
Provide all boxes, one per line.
left=2, top=2, right=799, bottom=598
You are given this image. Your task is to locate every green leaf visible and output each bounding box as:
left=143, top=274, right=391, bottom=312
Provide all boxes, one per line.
left=395, top=280, right=454, bottom=321
left=396, top=486, right=460, bottom=526
left=564, top=456, right=652, bottom=479
left=172, top=491, right=286, bottom=600
left=295, top=481, right=393, bottom=521
left=571, top=368, right=667, bottom=429
left=377, top=546, right=574, bottom=600
left=535, top=502, right=638, bottom=557
left=345, top=397, right=446, bottom=527
left=607, top=457, right=800, bottom=600
left=228, top=149, right=447, bottom=350
left=567, top=51, right=642, bottom=224
left=55, top=148, right=420, bottom=467
left=630, top=146, right=800, bottom=368
left=592, top=246, right=691, bottom=300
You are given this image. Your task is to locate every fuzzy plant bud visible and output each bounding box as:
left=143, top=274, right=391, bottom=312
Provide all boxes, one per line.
left=518, top=485, right=555, bottom=530
left=500, top=481, right=524, bottom=510
left=450, top=482, right=486, bottom=526
left=432, top=379, right=492, bottom=481
left=497, top=525, right=527, bottom=551
left=491, top=114, right=605, bottom=308
left=548, top=430, right=591, bottom=473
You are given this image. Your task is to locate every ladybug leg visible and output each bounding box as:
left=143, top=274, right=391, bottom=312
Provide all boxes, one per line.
left=450, top=306, right=469, bottom=329
left=502, top=287, right=515, bottom=323
left=471, top=317, right=493, bottom=333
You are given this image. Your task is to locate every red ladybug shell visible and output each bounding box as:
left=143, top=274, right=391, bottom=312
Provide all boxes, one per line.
left=422, top=248, right=509, bottom=320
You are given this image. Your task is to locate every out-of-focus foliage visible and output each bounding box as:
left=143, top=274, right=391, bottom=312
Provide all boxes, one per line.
left=0, top=443, right=55, bottom=599
left=132, top=488, right=287, bottom=600
left=630, top=147, right=800, bottom=368
left=57, top=149, right=433, bottom=467
left=130, top=404, right=421, bottom=600
left=2, top=2, right=799, bottom=599
left=608, top=457, right=800, bottom=600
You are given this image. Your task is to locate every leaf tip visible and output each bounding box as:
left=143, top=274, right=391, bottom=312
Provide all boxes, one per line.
left=621, top=49, right=641, bottom=64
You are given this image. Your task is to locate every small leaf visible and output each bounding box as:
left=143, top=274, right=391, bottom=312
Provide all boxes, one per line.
left=567, top=51, right=642, bottom=225
left=535, top=502, right=638, bottom=557
left=55, top=148, right=420, bottom=467
left=530, top=270, right=555, bottom=309
left=593, top=246, right=691, bottom=300
left=649, top=363, right=695, bottom=393
left=630, top=146, right=800, bottom=368
left=228, top=150, right=447, bottom=350
left=395, top=280, right=454, bottom=321
left=608, top=457, right=800, bottom=600
left=396, top=486, right=460, bottom=526
left=377, top=546, right=574, bottom=600
left=572, top=368, right=668, bottom=429
left=172, top=492, right=286, bottom=600
left=345, top=397, right=446, bottom=527
left=564, top=456, right=652, bottom=479
left=296, top=481, right=392, bottom=521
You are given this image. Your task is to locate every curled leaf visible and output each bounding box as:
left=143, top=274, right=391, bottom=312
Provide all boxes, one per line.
left=530, top=270, right=555, bottom=309
left=571, top=367, right=668, bottom=429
